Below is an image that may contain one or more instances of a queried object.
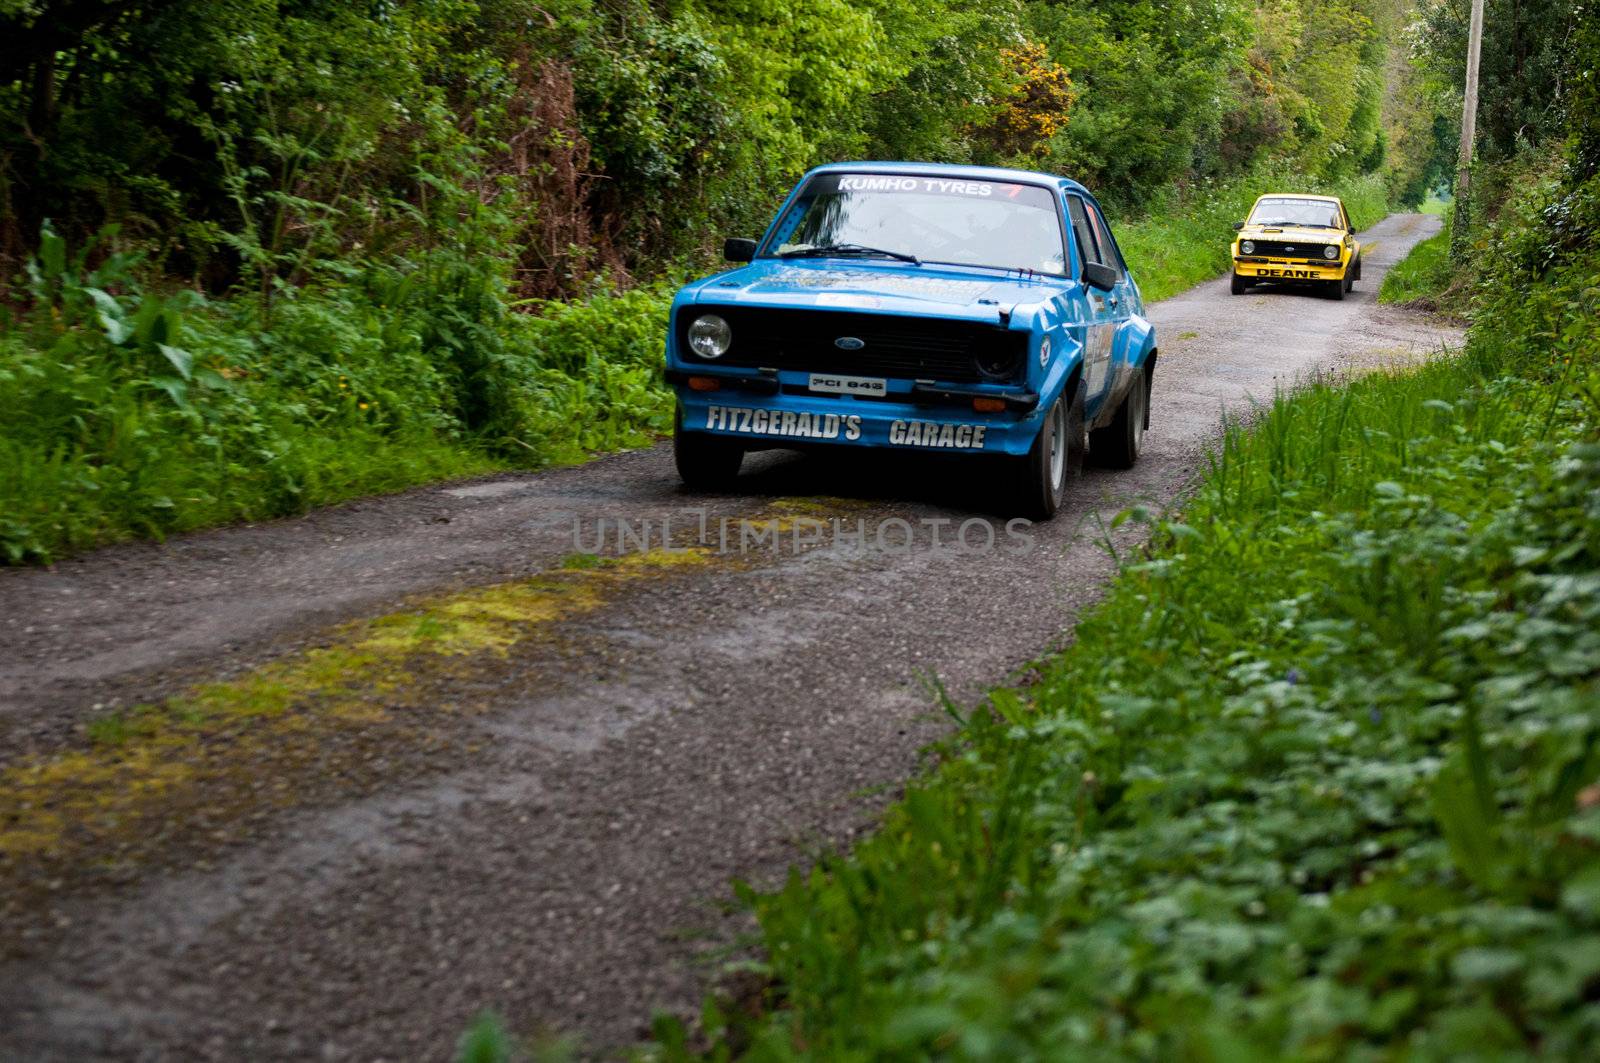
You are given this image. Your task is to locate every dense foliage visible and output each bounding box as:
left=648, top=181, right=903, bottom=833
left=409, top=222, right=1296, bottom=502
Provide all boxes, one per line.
left=1415, top=0, right=1583, bottom=166
left=2, top=0, right=1439, bottom=286
left=653, top=25, right=1600, bottom=1060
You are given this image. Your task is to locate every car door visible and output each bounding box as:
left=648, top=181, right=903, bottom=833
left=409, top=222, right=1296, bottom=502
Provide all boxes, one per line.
left=1065, top=194, right=1119, bottom=415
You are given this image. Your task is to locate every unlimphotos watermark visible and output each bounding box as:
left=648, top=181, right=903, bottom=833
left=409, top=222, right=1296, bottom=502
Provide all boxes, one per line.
left=571, top=508, right=1035, bottom=557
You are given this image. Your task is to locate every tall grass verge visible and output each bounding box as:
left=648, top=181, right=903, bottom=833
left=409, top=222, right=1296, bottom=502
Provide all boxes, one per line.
left=0, top=228, right=673, bottom=562
left=1379, top=211, right=1459, bottom=310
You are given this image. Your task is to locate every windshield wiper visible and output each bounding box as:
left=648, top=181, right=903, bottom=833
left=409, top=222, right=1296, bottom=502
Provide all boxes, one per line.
left=780, top=243, right=922, bottom=265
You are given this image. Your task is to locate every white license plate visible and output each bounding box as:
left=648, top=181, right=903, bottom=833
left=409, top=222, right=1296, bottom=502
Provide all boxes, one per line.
left=808, top=373, right=887, bottom=397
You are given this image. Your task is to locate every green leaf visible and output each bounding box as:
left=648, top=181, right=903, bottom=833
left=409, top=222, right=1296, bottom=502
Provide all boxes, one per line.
left=158, top=344, right=194, bottom=380
left=86, top=287, right=131, bottom=344
left=1451, top=947, right=1524, bottom=983
left=1560, top=867, right=1600, bottom=918
left=149, top=376, right=190, bottom=409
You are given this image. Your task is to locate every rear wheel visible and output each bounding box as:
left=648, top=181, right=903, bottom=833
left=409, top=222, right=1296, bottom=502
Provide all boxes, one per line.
left=1090, top=367, right=1148, bottom=470
left=1011, top=378, right=1084, bottom=520
left=1230, top=270, right=1250, bottom=295
left=674, top=408, right=743, bottom=488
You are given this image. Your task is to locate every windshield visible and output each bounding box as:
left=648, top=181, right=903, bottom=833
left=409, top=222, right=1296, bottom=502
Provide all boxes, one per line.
left=764, top=173, right=1068, bottom=275
left=1248, top=197, right=1343, bottom=228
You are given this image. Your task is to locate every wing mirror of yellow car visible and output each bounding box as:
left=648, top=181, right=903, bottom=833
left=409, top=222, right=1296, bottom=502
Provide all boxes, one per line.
left=1232, top=221, right=1245, bottom=231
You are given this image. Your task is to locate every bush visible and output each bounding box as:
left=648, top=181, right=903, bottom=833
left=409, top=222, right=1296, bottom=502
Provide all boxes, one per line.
left=0, top=228, right=674, bottom=562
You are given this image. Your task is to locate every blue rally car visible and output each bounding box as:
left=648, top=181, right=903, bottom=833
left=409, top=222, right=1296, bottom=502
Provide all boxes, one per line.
left=664, top=162, right=1158, bottom=518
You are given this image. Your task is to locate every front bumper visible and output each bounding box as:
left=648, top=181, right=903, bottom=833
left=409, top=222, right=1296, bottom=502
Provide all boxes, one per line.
left=1233, top=257, right=1346, bottom=281
left=671, top=371, right=1044, bottom=457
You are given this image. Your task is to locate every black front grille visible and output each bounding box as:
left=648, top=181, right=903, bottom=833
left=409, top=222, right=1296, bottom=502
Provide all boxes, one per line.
left=682, top=306, right=1024, bottom=384
left=1248, top=239, right=1337, bottom=261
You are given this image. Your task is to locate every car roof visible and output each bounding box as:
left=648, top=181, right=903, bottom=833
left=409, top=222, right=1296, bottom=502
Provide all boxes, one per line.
left=1253, top=192, right=1342, bottom=203
left=806, top=160, right=1092, bottom=198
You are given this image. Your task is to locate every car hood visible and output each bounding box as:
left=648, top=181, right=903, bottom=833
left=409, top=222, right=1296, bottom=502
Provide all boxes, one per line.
left=685, top=260, right=1074, bottom=322
left=1238, top=225, right=1344, bottom=243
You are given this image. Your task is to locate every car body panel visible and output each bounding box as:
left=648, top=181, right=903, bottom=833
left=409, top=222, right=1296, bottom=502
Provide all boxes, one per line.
left=1232, top=193, right=1360, bottom=283
left=667, top=162, right=1158, bottom=458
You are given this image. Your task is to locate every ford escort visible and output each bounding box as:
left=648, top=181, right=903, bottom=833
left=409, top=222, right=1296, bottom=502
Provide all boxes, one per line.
left=1230, top=193, right=1362, bottom=299
left=665, top=162, right=1159, bottom=519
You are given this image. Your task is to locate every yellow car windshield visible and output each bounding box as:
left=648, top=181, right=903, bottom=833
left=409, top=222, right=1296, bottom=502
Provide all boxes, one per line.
left=1248, top=198, right=1342, bottom=229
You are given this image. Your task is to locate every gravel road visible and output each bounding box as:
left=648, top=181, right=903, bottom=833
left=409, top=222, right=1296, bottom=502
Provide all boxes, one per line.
left=0, top=213, right=1460, bottom=1060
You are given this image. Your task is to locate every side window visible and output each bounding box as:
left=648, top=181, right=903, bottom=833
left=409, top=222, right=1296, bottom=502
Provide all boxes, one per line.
left=1066, top=195, right=1101, bottom=275
left=1085, top=202, right=1125, bottom=276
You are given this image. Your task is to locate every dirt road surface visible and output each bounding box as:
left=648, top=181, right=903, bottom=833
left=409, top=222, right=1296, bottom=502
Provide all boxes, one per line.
left=0, top=214, right=1459, bottom=1060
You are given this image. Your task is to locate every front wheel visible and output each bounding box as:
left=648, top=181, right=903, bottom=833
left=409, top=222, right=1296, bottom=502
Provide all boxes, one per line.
left=1230, top=270, right=1250, bottom=295
left=674, top=409, right=743, bottom=489
left=1325, top=277, right=1346, bottom=301
left=1010, top=378, right=1084, bottom=520
left=1090, top=368, right=1148, bottom=470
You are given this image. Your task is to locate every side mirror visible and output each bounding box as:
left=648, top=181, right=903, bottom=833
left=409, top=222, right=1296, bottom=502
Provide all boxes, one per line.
left=723, top=238, right=757, bottom=263
left=1083, top=261, right=1120, bottom=292
left=1232, top=221, right=1245, bottom=231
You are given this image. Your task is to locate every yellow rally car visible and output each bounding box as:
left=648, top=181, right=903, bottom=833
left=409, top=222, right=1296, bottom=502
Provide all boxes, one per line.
left=1230, top=193, right=1362, bottom=300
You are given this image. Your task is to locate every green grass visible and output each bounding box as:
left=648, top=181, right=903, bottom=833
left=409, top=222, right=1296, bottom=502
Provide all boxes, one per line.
left=0, top=230, right=674, bottom=563
left=1120, top=171, right=1389, bottom=302
left=1380, top=211, right=1458, bottom=308
left=660, top=169, right=1600, bottom=1060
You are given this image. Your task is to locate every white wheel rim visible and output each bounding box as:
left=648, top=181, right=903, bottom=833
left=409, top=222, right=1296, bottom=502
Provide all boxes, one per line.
left=1048, top=400, right=1066, bottom=486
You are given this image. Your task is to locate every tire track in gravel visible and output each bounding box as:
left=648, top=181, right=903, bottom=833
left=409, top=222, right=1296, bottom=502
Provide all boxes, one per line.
left=0, top=213, right=1460, bottom=1060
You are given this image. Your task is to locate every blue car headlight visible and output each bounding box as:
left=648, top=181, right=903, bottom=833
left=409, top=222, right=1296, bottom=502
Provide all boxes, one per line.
left=688, top=314, right=732, bottom=359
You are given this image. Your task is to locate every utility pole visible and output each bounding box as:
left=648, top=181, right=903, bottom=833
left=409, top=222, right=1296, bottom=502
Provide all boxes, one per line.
left=1452, top=0, right=1485, bottom=257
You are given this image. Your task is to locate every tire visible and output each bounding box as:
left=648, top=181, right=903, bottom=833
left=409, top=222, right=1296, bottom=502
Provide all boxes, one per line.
left=674, top=408, right=743, bottom=488
left=1090, top=367, right=1148, bottom=470
left=1344, top=271, right=1355, bottom=293
left=1325, top=277, right=1345, bottom=301
left=1011, top=377, right=1084, bottom=520
left=1230, top=270, right=1250, bottom=295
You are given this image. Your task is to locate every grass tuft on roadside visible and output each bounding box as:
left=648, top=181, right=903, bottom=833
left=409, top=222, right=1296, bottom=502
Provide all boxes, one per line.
left=1379, top=209, right=1462, bottom=311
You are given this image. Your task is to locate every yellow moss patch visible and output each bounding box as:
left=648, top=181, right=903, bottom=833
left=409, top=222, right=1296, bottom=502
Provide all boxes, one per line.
left=0, top=545, right=709, bottom=869
left=768, top=496, right=871, bottom=514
